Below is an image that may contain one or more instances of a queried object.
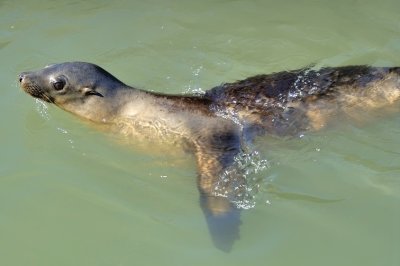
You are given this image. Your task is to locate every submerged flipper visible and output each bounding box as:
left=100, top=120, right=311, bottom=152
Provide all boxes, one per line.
left=194, top=130, right=245, bottom=252
left=199, top=194, right=241, bottom=252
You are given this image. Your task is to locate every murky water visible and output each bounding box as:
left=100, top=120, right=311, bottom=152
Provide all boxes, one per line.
left=1, top=0, right=399, bottom=265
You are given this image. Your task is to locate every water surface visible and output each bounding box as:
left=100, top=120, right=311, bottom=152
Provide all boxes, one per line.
left=0, top=0, right=399, bottom=265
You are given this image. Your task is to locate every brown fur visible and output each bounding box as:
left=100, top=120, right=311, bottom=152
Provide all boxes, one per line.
left=206, top=66, right=400, bottom=134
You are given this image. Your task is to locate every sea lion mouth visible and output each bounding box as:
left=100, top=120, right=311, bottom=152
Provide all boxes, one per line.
left=19, top=75, right=54, bottom=103
left=22, top=83, right=54, bottom=103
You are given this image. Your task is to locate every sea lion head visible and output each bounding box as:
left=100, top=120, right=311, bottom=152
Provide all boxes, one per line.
left=19, top=62, right=128, bottom=122
left=19, top=62, right=125, bottom=106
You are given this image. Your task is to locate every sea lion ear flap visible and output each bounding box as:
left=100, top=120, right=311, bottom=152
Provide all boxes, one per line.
left=81, top=87, right=104, bottom=98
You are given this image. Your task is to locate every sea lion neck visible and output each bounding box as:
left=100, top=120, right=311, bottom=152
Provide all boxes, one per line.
left=115, top=87, right=213, bottom=121
left=57, top=84, right=143, bottom=123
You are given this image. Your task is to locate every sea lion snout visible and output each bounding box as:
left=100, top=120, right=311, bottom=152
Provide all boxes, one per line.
left=18, top=71, right=33, bottom=92
left=18, top=71, right=36, bottom=88
left=18, top=73, right=24, bottom=83
left=19, top=71, right=54, bottom=102
left=18, top=72, right=31, bottom=83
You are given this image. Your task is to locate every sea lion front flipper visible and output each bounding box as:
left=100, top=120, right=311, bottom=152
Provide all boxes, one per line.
left=194, top=131, right=244, bottom=252
left=199, top=193, right=241, bottom=252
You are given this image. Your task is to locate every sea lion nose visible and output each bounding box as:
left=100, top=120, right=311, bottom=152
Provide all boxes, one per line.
left=19, top=72, right=27, bottom=83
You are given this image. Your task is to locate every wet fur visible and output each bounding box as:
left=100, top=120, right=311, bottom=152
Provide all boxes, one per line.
left=206, top=66, right=400, bottom=133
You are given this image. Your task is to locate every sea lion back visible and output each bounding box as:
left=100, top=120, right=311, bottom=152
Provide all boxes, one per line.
left=205, top=66, right=400, bottom=135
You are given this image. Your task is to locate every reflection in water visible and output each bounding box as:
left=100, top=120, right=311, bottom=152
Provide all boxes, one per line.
left=265, top=183, right=343, bottom=204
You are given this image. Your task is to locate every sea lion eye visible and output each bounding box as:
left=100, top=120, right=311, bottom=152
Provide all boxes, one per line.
left=52, top=80, right=65, bottom=91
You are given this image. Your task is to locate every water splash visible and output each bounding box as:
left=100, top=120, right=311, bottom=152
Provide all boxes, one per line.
left=210, top=104, right=244, bottom=130
left=184, top=85, right=205, bottom=96
left=288, top=68, right=323, bottom=101
left=214, top=150, right=270, bottom=210
left=57, top=127, right=68, bottom=134
left=35, top=99, right=50, bottom=120
left=34, top=99, right=75, bottom=149
left=183, top=65, right=206, bottom=95
left=56, top=127, right=75, bottom=149
left=210, top=100, right=271, bottom=209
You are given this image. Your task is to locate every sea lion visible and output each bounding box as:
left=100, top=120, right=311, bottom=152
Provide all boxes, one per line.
left=19, top=62, right=400, bottom=251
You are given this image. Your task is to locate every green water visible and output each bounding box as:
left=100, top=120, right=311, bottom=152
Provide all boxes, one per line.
left=1, top=0, right=400, bottom=265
